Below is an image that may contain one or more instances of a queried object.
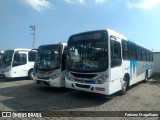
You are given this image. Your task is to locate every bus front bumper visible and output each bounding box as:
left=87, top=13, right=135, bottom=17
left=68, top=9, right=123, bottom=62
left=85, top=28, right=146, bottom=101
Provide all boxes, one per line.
left=65, top=77, right=110, bottom=95
left=0, top=73, right=5, bottom=79
left=33, top=76, right=64, bottom=88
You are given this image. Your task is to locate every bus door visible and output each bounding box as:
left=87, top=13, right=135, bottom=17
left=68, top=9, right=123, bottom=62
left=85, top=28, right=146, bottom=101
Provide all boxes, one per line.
left=110, top=36, right=123, bottom=92
left=12, top=51, right=28, bottom=77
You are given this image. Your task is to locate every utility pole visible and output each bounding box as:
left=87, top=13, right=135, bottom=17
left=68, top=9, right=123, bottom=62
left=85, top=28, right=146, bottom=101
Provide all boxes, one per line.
left=29, top=26, right=36, bottom=49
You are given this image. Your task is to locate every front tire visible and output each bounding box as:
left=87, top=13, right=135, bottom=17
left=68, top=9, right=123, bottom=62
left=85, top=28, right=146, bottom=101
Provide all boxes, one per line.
left=144, top=71, right=148, bottom=83
left=28, top=69, right=33, bottom=79
left=120, top=77, right=128, bottom=95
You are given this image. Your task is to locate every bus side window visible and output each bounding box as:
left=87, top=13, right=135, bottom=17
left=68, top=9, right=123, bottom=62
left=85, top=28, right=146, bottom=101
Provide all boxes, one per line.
left=137, top=47, right=142, bottom=61
left=28, top=51, right=37, bottom=62
left=122, top=40, right=129, bottom=60
left=13, top=53, right=27, bottom=67
left=150, top=52, right=153, bottom=62
left=130, top=44, right=137, bottom=60
left=111, top=40, right=122, bottom=68
left=142, top=49, right=146, bottom=61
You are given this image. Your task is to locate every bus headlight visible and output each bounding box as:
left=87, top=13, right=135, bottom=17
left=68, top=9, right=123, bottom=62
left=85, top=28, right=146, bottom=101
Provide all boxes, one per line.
left=52, top=73, right=59, bottom=79
left=66, top=73, right=74, bottom=81
left=95, top=76, right=106, bottom=84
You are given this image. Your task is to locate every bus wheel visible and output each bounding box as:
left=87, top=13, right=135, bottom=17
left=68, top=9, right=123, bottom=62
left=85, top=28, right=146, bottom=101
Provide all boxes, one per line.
left=144, top=71, right=148, bottom=82
left=120, top=77, right=128, bottom=95
left=28, top=69, right=33, bottom=79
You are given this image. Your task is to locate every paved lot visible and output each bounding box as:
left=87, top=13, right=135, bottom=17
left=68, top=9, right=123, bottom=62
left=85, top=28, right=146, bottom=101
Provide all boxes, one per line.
left=0, top=74, right=160, bottom=120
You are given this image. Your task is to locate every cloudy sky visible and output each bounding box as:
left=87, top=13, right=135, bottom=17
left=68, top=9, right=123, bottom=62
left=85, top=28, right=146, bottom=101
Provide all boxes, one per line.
left=0, top=0, right=160, bottom=51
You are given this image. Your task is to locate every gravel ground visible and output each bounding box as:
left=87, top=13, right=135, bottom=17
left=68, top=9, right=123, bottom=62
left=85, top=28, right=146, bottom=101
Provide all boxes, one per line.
left=0, top=73, right=160, bottom=120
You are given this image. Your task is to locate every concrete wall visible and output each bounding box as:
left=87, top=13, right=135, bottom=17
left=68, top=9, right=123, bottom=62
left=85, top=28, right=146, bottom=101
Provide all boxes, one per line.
left=153, top=52, right=160, bottom=73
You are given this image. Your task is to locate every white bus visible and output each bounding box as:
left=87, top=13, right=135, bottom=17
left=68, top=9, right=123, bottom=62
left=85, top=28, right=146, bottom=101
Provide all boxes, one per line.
left=65, top=29, right=153, bottom=95
left=33, top=42, right=67, bottom=87
left=0, top=48, right=37, bottom=79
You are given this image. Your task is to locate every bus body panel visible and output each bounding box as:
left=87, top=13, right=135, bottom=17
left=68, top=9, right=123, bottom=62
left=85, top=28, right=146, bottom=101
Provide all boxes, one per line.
left=129, top=61, right=153, bottom=86
left=10, top=51, right=28, bottom=77
left=10, top=66, right=28, bottom=77
left=110, top=67, right=123, bottom=94
left=9, top=63, right=35, bottom=78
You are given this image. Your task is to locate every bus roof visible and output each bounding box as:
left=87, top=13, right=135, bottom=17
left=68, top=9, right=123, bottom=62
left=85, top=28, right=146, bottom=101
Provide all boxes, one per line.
left=3, top=48, right=32, bottom=52
left=107, top=29, right=127, bottom=40
left=68, top=29, right=152, bottom=52
left=68, top=29, right=128, bottom=40
left=39, top=41, right=67, bottom=48
left=59, top=41, right=67, bottom=46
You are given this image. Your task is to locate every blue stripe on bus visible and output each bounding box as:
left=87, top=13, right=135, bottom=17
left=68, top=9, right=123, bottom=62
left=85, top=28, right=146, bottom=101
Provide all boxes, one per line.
left=130, top=60, right=137, bottom=78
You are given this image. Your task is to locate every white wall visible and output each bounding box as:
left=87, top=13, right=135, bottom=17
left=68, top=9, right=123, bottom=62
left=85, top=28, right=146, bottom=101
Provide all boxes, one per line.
left=153, top=52, right=160, bottom=73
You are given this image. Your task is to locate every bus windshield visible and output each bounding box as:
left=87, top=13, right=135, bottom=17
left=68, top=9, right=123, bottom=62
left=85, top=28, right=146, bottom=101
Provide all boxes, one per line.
left=35, top=45, right=62, bottom=71
left=66, top=42, right=108, bottom=72
left=0, top=50, right=14, bottom=67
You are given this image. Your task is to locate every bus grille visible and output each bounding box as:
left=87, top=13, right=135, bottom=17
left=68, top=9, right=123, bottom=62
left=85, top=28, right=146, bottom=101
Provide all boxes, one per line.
left=71, top=73, right=97, bottom=78
left=74, top=79, right=95, bottom=84
left=75, top=83, right=90, bottom=89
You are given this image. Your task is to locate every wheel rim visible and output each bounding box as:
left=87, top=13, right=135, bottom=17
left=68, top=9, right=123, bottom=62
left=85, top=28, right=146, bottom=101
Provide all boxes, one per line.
left=122, top=81, right=127, bottom=93
left=29, top=71, right=33, bottom=79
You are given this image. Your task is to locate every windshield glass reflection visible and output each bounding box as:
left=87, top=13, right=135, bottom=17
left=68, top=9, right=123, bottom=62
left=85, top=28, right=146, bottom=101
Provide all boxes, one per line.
left=66, top=42, right=108, bottom=72
left=0, top=50, right=14, bottom=67
left=35, top=45, right=61, bottom=71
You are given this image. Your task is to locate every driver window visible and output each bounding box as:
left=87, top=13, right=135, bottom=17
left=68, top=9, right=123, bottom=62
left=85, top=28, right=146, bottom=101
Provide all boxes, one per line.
left=111, top=40, right=122, bottom=68
left=13, top=53, right=27, bottom=67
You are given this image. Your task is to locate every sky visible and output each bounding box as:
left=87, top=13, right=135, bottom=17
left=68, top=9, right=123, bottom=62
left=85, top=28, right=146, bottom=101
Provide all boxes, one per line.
left=0, top=0, right=160, bottom=52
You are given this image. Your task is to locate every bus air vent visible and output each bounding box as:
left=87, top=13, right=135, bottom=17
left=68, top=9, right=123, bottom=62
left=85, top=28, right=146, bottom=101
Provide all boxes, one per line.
left=75, top=83, right=90, bottom=89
